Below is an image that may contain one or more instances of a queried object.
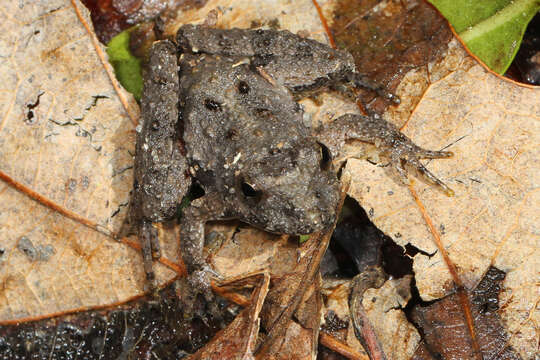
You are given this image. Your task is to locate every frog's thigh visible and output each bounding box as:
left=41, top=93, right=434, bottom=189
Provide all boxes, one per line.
left=177, top=25, right=353, bottom=90
left=136, top=40, right=189, bottom=221
left=134, top=40, right=190, bottom=283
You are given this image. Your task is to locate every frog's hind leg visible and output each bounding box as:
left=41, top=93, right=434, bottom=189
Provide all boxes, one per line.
left=176, top=24, right=399, bottom=106
left=132, top=40, right=189, bottom=290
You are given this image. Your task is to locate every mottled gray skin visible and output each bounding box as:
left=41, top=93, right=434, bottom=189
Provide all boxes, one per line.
left=132, top=40, right=189, bottom=281
left=132, top=25, right=452, bottom=315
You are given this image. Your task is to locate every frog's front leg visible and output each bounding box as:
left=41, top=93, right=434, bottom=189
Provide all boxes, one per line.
left=179, top=193, right=230, bottom=319
left=316, top=114, right=454, bottom=195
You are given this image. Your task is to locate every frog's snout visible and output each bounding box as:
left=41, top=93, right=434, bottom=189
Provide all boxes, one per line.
left=301, top=179, right=339, bottom=233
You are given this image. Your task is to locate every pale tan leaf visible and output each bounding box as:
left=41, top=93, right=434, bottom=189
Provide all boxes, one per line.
left=0, top=0, right=180, bottom=322
left=160, top=0, right=332, bottom=42
left=212, top=228, right=281, bottom=279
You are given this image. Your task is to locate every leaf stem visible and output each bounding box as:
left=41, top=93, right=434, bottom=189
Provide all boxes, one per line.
left=409, top=184, right=482, bottom=360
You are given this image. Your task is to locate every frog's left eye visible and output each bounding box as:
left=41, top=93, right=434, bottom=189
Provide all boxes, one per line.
left=318, top=142, right=332, bottom=170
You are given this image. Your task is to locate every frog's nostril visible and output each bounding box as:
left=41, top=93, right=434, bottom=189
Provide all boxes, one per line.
left=322, top=212, right=335, bottom=227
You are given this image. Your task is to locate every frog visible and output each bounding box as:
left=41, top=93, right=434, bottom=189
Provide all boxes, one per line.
left=130, top=24, right=453, bottom=317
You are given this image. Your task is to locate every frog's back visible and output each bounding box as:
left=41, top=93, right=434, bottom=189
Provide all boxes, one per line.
left=179, top=54, right=312, bottom=190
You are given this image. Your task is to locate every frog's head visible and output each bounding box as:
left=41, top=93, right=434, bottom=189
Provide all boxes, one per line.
left=236, top=139, right=340, bottom=235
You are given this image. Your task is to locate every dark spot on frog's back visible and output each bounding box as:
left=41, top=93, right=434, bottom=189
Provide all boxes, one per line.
left=194, top=167, right=215, bottom=188
left=254, top=108, right=274, bottom=119
left=252, top=54, right=274, bottom=67
left=204, top=98, right=222, bottom=111
left=226, top=128, right=239, bottom=140
left=296, top=43, right=313, bottom=58
left=288, top=147, right=300, bottom=166
left=253, top=31, right=273, bottom=49
left=237, top=80, right=250, bottom=94
left=218, top=34, right=231, bottom=48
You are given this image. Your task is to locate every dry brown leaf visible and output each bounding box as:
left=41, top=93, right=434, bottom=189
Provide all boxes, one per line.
left=211, top=228, right=283, bottom=279
left=191, top=272, right=270, bottom=360
left=256, top=277, right=323, bottom=360
left=323, top=274, right=420, bottom=360
left=259, top=322, right=315, bottom=360
left=411, top=267, right=521, bottom=360
left=347, top=39, right=539, bottom=358
left=212, top=226, right=328, bottom=358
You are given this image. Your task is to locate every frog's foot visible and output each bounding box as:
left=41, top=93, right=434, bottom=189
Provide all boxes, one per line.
left=139, top=220, right=161, bottom=290
left=179, top=266, right=223, bottom=324
left=385, top=140, right=454, bottom=196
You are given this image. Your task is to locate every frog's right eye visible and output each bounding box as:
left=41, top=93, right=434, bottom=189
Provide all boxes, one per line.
left=318, top=142, right=332, bottom=170
left=241, top=181, right=262, bottom=202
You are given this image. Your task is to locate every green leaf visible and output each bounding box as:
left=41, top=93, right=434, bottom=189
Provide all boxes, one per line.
left=299, top=234, right=311, bottom=243
left=106, top=29, right=143, bottom=101
left=428, top=0, right=540, bottom=74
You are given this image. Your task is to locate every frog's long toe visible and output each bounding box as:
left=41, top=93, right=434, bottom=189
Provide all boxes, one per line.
left=408, top=157, right=454, bottom=196
left=415, top=148, right=454, bottom=159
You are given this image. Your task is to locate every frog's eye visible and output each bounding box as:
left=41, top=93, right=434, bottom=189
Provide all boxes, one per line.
left=318, top=142, right=332, bottom=170
left=241, top=181, right=263, bottom=201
